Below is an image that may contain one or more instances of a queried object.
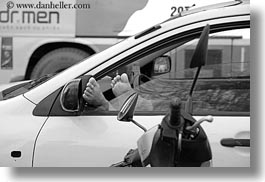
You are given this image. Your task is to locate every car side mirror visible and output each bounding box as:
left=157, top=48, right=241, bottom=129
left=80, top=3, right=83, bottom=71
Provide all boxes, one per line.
left=153, top=55, right=171, bottom=75
left=117, top=92, right=139, bottom=122
left=60, top=79, right=82, bottom=112
left=59, top=75, right=93, bottom=113
left=117, top=92, right=147, bottom=132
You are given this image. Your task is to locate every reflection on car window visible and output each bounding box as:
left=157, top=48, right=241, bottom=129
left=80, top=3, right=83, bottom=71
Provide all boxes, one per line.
left=85, top=28, right=250, bottom=115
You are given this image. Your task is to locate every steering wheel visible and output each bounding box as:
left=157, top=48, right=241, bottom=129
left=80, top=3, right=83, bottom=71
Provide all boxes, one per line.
left=132, top=74, right=152, bottom=88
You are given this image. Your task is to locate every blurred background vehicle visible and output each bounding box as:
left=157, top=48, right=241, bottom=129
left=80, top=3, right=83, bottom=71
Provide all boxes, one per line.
left=0, top=0, right=236, bottom=84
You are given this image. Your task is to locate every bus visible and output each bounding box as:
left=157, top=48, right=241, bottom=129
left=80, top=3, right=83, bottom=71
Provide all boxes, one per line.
left=0, top=0, right=233, bottom=84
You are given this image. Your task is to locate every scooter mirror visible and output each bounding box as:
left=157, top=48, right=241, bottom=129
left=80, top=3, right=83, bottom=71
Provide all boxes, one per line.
left=189, top=24, right=209, bottom=69
left=117, top=92, right=138, bottom=122
left=185, top=24, right=210, bottom=114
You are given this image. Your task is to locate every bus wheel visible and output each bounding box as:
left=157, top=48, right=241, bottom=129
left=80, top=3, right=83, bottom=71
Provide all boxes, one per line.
left=30, top=47, right=90, bottom=79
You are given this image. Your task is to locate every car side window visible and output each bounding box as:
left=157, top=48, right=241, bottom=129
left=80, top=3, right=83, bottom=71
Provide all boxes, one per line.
left=192, top=28, right=250, bottom=115
left=83, top=27, right=250, bottom=116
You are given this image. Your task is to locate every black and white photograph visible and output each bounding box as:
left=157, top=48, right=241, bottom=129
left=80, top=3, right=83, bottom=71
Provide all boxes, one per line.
left=0, top=0, right=262, bottom=181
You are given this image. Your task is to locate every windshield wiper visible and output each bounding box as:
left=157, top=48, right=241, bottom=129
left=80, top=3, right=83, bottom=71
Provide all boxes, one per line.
left=28, top=73, right=55, bottom=89
left=1, top=73, right=55, bottom=99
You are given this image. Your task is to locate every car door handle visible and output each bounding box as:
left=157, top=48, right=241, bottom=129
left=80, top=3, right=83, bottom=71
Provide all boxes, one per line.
left=11, top=151, right=22, bottom=158
left=220, top=138, right=250, bottom=147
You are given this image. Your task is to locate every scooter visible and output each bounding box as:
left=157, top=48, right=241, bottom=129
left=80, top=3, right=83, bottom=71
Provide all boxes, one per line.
left=111, top=24, right=214, bottom=167
left=111, top=93, right=213, bottom=167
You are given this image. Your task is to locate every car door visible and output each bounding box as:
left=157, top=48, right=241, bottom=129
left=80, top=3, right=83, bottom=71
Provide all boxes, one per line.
left=32, top=18, right=250, bottom=167
left=172, top=28, right=250, bottom=167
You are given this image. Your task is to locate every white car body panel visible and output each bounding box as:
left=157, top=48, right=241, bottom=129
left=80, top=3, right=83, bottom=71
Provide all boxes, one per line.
left=0, top=96, right=46, bottom=167
left=200, top=116, right=250, bottom=167
left=33, top=116, right=163, bottom=167
left=0, top=1, right=250, bottom=167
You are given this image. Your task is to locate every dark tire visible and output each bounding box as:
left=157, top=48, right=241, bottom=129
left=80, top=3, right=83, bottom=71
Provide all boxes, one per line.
left=30, top=48, right=90, bottom=79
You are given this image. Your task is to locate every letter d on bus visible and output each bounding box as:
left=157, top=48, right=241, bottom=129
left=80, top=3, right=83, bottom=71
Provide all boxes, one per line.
left=0, top=9, right=9, bottom=23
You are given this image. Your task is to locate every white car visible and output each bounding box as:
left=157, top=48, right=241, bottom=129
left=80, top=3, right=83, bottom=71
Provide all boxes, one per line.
left=0, top=0, right=250, bottom=167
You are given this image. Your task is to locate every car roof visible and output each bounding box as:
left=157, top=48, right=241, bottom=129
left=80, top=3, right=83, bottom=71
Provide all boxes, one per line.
left=135, top=0, right=249, bottom=40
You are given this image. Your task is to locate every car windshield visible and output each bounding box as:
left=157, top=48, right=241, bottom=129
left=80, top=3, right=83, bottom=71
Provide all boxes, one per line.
left=0, top=73, right=55, bottom=100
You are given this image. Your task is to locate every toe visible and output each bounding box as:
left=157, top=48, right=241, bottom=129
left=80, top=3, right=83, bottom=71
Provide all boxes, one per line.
left=86, top=83, right=94, bottom=90
left=113, top=75, right=121, bottom=83
left=83, top=93, right=90, bottom=101
left=85, top=87, right=93, bottom=94
left=111, top=79, right=116, bottom=87
left=121, top=73, right=129, bottom=83
left=88, top=77, right=99, bottom=87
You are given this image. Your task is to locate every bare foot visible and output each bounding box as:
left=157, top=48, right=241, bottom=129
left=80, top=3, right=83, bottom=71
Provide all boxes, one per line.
left=83, top=77, right=109, bottom=110
left=111, top=73, right=133, bottom=97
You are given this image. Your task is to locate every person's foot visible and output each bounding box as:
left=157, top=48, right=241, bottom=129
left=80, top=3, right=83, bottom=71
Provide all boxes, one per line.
left=111, top=73, right=133, bottom=97
left=83, top=77, right=109, bottom=110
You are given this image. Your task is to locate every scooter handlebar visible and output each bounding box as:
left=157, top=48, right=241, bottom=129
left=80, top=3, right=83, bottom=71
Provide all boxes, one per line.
left=186, top=115, right=213, bottom=131
left=169, top=98, right=182, bottom=128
